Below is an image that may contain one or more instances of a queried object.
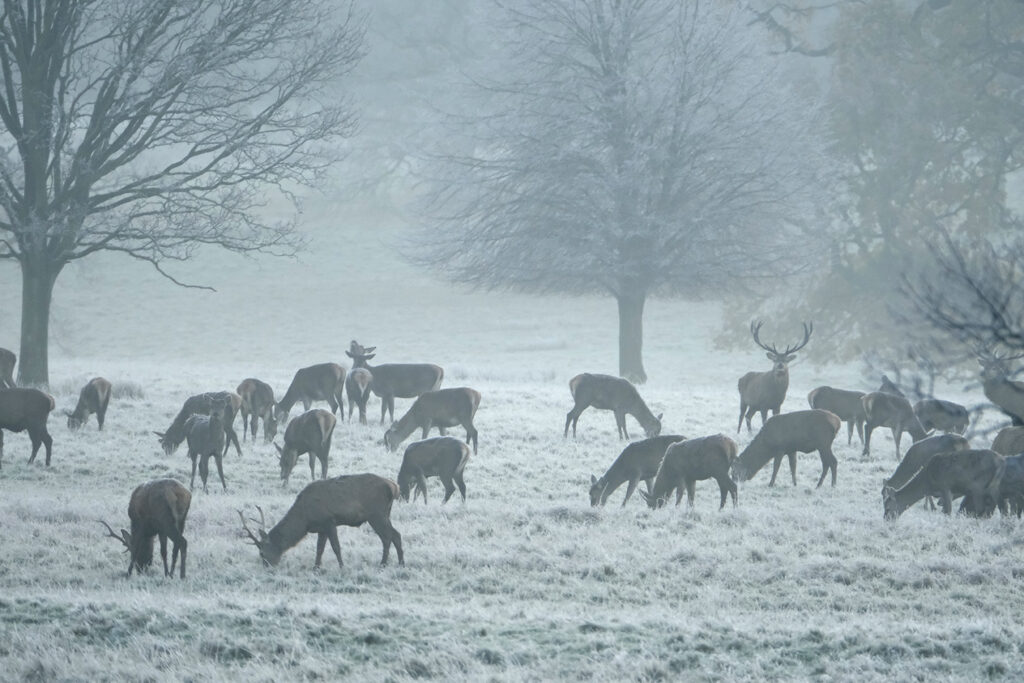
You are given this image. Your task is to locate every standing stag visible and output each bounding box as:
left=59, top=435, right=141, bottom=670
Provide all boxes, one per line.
left=275, top=363, right=347, bottom=421
left=101, top=479, right=191, bottom=578
left=882, top=449, right=1004, bottom=519
left=0, top=347, right=15, bottom=388
left=237, top=378, right=277, bottom=442
left=641, top=434, right=738, bottom=510
left=0, top=387, right=55, bottom=468
left=807, top=386, right=866, bottom=445
left=345, top=367, right=373, bottom=425
left=155, top=391, right=242, bottom=457
left=737, top=321, right=813, bottom=432
left=861, top=392, right=929, bottom=459
left=346, top=342, right=444, bottom=424
left=397, top=436, right=471, bottom=504
left=275, top=408, right=336, bottom=486
left=66, top=377, right=112, bottom=431
left=564, top=373, right=661, bottom=440
left=731, top=409, right=841, bottom=488
left=384, top=387, right=481, bottom=454
left=239, top=473, right=404, bottom=568
left=978, top=349, right=1024, bottom=426
left=589, top=434, right=686, bottom=506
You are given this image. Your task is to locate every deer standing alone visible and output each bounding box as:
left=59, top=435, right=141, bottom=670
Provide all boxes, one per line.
left=588, top=434, right=685, bottom=506
left=861, top=392, right=929, bottom=459
left=155, top=391, right=242, bottom=457
left=0, top=387, right=54, bottom=468
left=101, top=479, right=191, bottom=578
left=0, top=347, right=15, bottom=388
left=730, top=409, right=840, bottom=488
left=66, top=377, right=112, bottom=431
left=807, top=386, right=866, bottom=445
left=384, top=387, right=481, bottom=454
left=737, top=321, right=812, bottom=433
left=641, top=434, right=738, bottom=509
left=397, top=436, right=471, bottom=504
left=564, top=373, right=661, bottom=440
left=346, top=342, right=444, bottom=424
left=882, top=449, right=1004, bottom=519
left=237, top=378, right=277, bottom=442
left=275, top=363, right=347, bottom=422
left=275, top=408, right=336, bottom=486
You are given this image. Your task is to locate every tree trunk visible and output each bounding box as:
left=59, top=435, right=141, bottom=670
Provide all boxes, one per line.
left=18, top=259, right=59, bottom=387
left=617, top=291, right=647, bottom=384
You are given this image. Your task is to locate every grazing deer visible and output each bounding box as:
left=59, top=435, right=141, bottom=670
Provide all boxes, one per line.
left=101, top=479, right=191, bottom=578
left=564, top=373, right=662, bottom=440
left=239, top=473, right=404, bottom=568
left=882, top=449, right=1005, bottom=519
left=641, top=434, right=738, bottom=510
left=346, top=342, right=444, bottom=424
left=736, top=321, right=813, bottom=433
left=237, top=378, right=277, bottom=442
left=384, top=387, right=481, bottom=454
left=978, top=349, right=1024, bottom=426
left=0, top=387, right=55, bottom=468
left=275, top=408, right=336, bottom=486
left=588, top=434, right=686, bottom=506
left=155, top=391, right=242, bottom=457
left=0, top=347, right=15, bottom=388
left=731, top=409, right=841, bottom=488
left=275, top=363, right=347, bottom=421
left=878, top=375, right=905, bottom=397
left=66, top=377, right=112, bottom=431
left=883, top=434, right=969, bottom=510
left=184, top=397, right=229, bottom=492
left=345, top=367, right=373, bottom=425
left=913, top=399, right=969, bottom=435
left=992, top=426, right=1024, bottom=456
left=397, top=436, right=471, bottom=504
left=807, top=386, right=866, bottom=445
left=861, top=392, right=929, bottom=459
left=994, top=454, right=1024, bottom=517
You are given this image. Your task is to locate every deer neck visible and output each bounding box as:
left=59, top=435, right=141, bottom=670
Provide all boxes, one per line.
left=267, top=507, right=312, bottom=556
left=893, top=469, right=933, bottom=513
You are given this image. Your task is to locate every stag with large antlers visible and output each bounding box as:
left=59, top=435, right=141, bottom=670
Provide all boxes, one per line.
left=101, top=479, right=191, bottom=578
left=737, top=321, right=812, bottom=433
left=978, top=348, right=1024, bottom=426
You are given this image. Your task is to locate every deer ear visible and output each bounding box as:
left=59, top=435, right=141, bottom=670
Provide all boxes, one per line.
left=638, top=490, right=650, bottom=502
left=365, top=347, right=376, bottom=353
left=154, top=431, right=165, bottom=439
left=345, top=351, right=354, bottom=358
left=273, top=443, right=283, bottom=456
left=656, top=413, right=663, bottom=421
left=365, top=353, right=376, bottom=361
left=766, top=352, right=776, bottom=361
left=590, top=474, right=597, bottom=486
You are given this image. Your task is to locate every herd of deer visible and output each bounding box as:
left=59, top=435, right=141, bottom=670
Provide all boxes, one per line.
left=2, top=324, right=1024, bottom=580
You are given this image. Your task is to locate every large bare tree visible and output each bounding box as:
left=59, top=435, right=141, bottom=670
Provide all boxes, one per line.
left=0, top=0, right=363, bottom=385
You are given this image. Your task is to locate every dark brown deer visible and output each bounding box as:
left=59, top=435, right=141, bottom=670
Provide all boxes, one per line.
left=66, top=377, right=112, bottom=431
left=736, top=321, right=812, bottom=432
left=641, top=434, right=738, bottom=509
left=861, top=392, right=929, bottom=459
left=274, top=408, right=336, bottom=486
left=992, top=426, right=1024, bottom=455
left=882, top=449, right=1005, bottom=519
left=275, top=363, right=347, bottom=421
left=239, top=473, right=404, bottom=568
left=731, top=409, right=841, bottom=488
left=345, top=367, right=373, bottom=425
left=913, top=399, right=969, bottom=434
left=100, top=478, right=191, bottom=578
left=237, top=378, right=277, bottom=442
left=807, top=386, right=866, bottom=445
left=184, top=396, right=229, bottom=492
left=0, top=388, right=54, bottom=468
left=978, top=349, right=1024, bottom=426
left=346, top=342, right=444, bottom=424
left=564, top=373, right=662, bottom=440
left=397, top=436, right=471, bottom=504
left=155, top=391, right=242, bottom=457
left=588, top=434, right=686, bottom=506
left=0, top=347, right=15, bottom=388
left=384, top=387, right=481, bottom=454
left=883, top=434, right=969, bottom=510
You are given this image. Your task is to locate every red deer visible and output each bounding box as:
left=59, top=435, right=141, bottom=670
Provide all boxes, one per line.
left=345, top=367, right=373, bottom=425
left=66, top=377, right=112, bottom=431
left=184, top=396, right=229, bottom=492
left=564, top=373, right=661, bottom=440
left=588, top=435, right=686, bottom=506
left=994, top=454, right=1024, bottom=517
left=275, top=408, right=336, bottom=486
left=0, top=388, right=54, bottom=468
left=878, top=375, right=905, bottom=397
left=883, top=434, right=969, bottom=510
left=237, top=378, right=277, bottom=442
left=384, top=387, right=481, bottom=454
left=861, top=392, right=929, bottom=459
left=978, top=349, right=1024, bottom=426
left=100, top=478, right=191, bottom=578
left=992, top=426, right=1024, bottom=456
left=0, top=347, right=15, bottom=388
left=239, top=473, right=404, bottom=568
left=155, top=391, right=242, bottom=457
left=397, top=436, right=471, bottom=504
left=882, top=449, right=1005, bottom=519
left=807, top=386, right=866, bottom=445
left=275, top=363, right=346, bottom=421
left=640, top=434, right=738, bottom=509
left=731, top=409, right=840, bottom=488
left=346, top=342, right=444, bottom=424
left=913, top=399, right=969, bottom=434
left=736, top=321, right=812, bottom=432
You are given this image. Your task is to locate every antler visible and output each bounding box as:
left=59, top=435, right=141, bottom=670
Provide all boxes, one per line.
left=781, top=322, right=813, bottom=356
left=98, top=520, right=130, bottom=551
left=749, top=321, right=779, bottom=355
left=237, top=506, right=265, bottom=546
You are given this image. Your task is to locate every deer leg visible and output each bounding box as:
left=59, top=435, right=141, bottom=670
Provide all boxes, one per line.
left=716, top=478, right=729, bottom=510
left=855, top=419, right=864, bottom=445
left=159, top=534, right=170, bottom=577
left=674, top=483, right=684, bottom=506
left=417, top=473, right=429, bottom=504
left=326, top=526, right=344, bottom=568
left=725, top=476, right=738, bottom=508
left=380, top=398, right=388, bottom=425
left=892, top=428, right=902, bottom=461
left=614, top=411, right=627, bottom=439
left=940, top=490, right=953, bottom=515
left=686, top=480, right=696, bottom=508
left=387, top=396, right=396, bottom=423
left=314, top=532, right=328, bottom=568
left=307, top=451, right=316, bottom=481
left=788, top=452, right=798, bottom=486
left=769, top=454, right=783, bottom=486
left=367, top=515, right=401, bottom=566
left=199, top=454, right=211, bottom=493
left=189, top=452, right=199, bottom=490
left=467, top=426, right=478, bottom=454
left=454, top=472, right=467, bottom=502
left=644, top=477, right=655, bottom=495
left=760, top=409, right=770, bottom=428
left=744, top=406, right=756, bottom=432
left=214, top=453, right=227, bottom=492
left=737, top=401, right=747, bottom=433
left=846, top=420, right=854, bottom=446
left=97, top=399, right=108, bottom=431
left=41, top=429, right=52, bottom=467
left=27, top=431, right=41, bottom=464
left=173, top=533, right=187, bottom=579
left=441, top=475, right=456, bottom=504
left=816, top=448, right=836, bottom=488
left=227, top=424, right=241, bottom=458
left=862, top=422, right=875, bottom=457
left=319, top=449, right=328, bottom=479
left=621, top=478, right=640, bottom=507
left=421, top=421, right=431, bottom=439
left=303, top=399, right=312, bottom=411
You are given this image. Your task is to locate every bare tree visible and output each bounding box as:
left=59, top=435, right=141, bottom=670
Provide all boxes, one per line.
left=0, top=0, right=364, bottom=385
left=412, top=0, right=831, bottom=382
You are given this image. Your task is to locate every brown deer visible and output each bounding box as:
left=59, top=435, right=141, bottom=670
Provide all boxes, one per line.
left=978, top=349, right=1024, bottom=426
left=878, top=375, right=905, bottom=397
left=275, top=363, right=347, bottom=421
left=237, top=378, right=277, bottom=442
left=807, top=386, right=866, bottom=445
left=883, top=434, right=969, bottom=510
left=992, top=426, right=1024, bottom=455
left=736, top=321, right=812, bottom=432
left=397, top=436, right=471, bottom=504
left=731, top=409, right=841, bottom=488
left=882, top=449, right=1005, bottom=519
left=155, top=391, right=242, bottom=457
left=913, top=399, right=969, bottom=435
left=239, top=473, right=404, bottom=568
left=588, top=434, right=686, bottom=506
left=861, top=392, right=929, bottom=459
left=346, top=342, right=444, bottom=424
left=345, top=367, right=373, bottom=425
left=0, top=347, right=15, bottom=388
left=100, top=478, right=191, bottom=578
left=641, top=434, right=738, bottom=509
left=384, top=387, right=481, bottom=454
left=0, top=387, right=55, bottom=468
left=564, top=373, right=662, bottom=440
left=274, top=408, right=336, bottom=486
left=994, top=454, right=1024, bottom=517
left=66, top=377, right=112, bottom=431
left=184, top=396, right=229, bottom=492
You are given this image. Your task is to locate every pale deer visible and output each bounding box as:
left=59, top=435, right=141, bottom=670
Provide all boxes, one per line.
left=0, top=387, right=54, bottom=468
left=0, top=347, right=15, bottom=388
left=913, top=399, right=969, bottom=434
left=992, top=426, right=1024, bottom=456
left=345, top=367, right=373, bottom=425
left=346, top=342, right=444, bottom=424
left=861, top=392, right=929, bottom=459
left=641, top=434, right=738, bottom=509
left=275, top=363, right=347, bottom=422
left=882, top=449, right=1005, bottom=519
left=883, top=433, right=969, bottom=510
left=237, top=378, right=277, bottom=442
left=239, top=473, right=404, bottom=568
left=384, top=387, right=481, bottom=454
left=588, top=434, right=686, bottom=506
left=155, top=391, right=242, bottom=457
left=184, top=396, right=229, bottom=492
left=100, top=478, right=191, bottom=578
left=397, top=436, right=471, bottom=504
left=978, top=349, right=1024, bottom=426
left=564, top=373, right=661, bottom=440
left=66, top=377, right=112, bottom=431
left=736, top=321, right=813, bottom=432
left=731, top=409, right=841, bottom=488
left=274, top=408, right=336, bottom=486
left=807, top=386, right=866, bottom=445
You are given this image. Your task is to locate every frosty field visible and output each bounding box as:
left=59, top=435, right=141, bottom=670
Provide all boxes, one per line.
left=2, top=203, right=1024, bottom=681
